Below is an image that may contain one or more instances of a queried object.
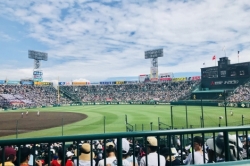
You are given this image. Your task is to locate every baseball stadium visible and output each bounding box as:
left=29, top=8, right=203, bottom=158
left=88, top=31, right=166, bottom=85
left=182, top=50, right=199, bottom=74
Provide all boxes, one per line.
left=1, top=1, right=250, bottom=165
left=1, top=52, right=250, bottom=166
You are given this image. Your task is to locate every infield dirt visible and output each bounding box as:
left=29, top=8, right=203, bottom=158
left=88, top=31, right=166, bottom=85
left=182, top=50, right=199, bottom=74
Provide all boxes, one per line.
left=0, top=112, right=87, bottom=137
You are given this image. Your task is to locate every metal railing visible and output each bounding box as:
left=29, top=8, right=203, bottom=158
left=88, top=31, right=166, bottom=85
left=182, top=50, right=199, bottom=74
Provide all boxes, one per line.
left=0, top=126, right=250, bottom=166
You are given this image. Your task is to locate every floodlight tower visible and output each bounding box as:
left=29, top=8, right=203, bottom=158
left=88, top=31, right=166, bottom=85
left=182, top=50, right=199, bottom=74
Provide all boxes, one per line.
left=144, top=49, right=163, bottom=81
left=28, top=50, right=48, bottom=82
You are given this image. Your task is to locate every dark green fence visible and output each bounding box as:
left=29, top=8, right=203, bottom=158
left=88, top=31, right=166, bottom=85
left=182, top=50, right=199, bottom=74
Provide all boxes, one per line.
left=0, top=126, right=250, bottom=166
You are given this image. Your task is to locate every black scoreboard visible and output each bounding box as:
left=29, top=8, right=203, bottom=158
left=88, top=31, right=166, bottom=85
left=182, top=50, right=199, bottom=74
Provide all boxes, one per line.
left=201, top=57, right=250, bottom=89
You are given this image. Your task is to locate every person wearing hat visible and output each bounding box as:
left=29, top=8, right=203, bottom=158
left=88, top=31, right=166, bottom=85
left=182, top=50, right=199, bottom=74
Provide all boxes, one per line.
left=74, top=143, right=95, bottom=166
left=160, top=147, right=180, bottom=166
left=183, top=136, right=208, bottom=165
left=206, top=133, right=243, bottom=162
left=140, top=136, right=165, bottom=166
left=0, top=147, right=17, bottom=166
left=98, top=142, right=116, bottom=166
left=95, top=144, right=103, bottom=165
left=65, top=151, right=74, bottom=166
left=110, top=138, right=133, bottom=166
left=51, top=148, right=63, bottom=166
left=242, top=136, right=250, bottom=159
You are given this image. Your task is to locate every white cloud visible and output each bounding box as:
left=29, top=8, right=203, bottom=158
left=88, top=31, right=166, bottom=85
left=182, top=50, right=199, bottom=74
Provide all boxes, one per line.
left=0, top=0, right=250, bottom=81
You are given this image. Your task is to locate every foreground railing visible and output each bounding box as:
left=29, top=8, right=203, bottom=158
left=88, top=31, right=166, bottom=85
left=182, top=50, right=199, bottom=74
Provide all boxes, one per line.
left=0, top=126, right=250, bottom=166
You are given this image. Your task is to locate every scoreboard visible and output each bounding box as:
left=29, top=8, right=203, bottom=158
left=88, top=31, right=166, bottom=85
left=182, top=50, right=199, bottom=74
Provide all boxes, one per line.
left=201, top=57, right=250, bottom=89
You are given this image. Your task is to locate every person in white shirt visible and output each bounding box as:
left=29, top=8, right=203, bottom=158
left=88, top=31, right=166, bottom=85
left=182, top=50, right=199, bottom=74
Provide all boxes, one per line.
left=140, top=136, right=166, bottom=166
left=74, top=143, right=96, bottom=166
left=98, top=142, right=116, bottom=166
left=183, top=136, right=208, bottom=165
left=111, top=138, right=132, bottom=166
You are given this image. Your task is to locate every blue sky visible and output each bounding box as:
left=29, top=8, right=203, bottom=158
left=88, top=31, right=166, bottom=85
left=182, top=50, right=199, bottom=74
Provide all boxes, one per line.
left=0, top=0, right=250, bottom=82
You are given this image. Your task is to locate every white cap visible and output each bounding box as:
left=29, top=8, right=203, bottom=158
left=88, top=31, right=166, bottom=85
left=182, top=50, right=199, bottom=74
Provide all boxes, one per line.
left=66, top=151, right=74, bottom=157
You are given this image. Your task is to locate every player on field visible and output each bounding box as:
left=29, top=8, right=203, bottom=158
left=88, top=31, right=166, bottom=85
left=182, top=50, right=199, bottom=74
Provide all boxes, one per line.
left=37, top=110, right=40, bottom=116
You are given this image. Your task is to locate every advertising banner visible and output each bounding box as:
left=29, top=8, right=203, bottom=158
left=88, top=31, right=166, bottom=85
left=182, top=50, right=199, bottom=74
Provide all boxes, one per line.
left=192, top=76, right=201, bottom=80
left=65, top=82, right=72, bottom=85
left=34, top=78, right=43, bottom=82
left=7, top=81, right=20, bottom=85
left=139, top=74, right=150, bottom=83
left=159, top=73, right=173, bottom=81
left=0, top=80, right=5, bottom=84
left=100, top=82, right=112, bottom=85
left=116, top=81, right=124, bottom=85
left=59, top=82, right=66, bottom=85
left=33, top=70, right=43, bottom=82
left=150, top=67, right=158, bottom=81
left=21, top=81, right=33, bottom=85
left=90, top=82, right=99, bottom=85
left=34, top=82, right=53, bottom=86
left=172, top=77, right=186, bottom=82
left=125, top=81, right=138, bottom=84
left=72, top=82, right=89, bottom=85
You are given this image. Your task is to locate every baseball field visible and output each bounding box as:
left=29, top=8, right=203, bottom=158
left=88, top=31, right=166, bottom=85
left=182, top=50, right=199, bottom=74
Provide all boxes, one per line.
left=0, top=105, right=249, bottom=139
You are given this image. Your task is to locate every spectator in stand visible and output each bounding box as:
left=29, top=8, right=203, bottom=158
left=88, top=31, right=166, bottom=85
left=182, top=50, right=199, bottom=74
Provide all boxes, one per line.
left=110, top=138, right=132, bottom=166
left=183, top=136, right=208, bottom=165
left=139, top=136, right=165, bottom=166
left=98, top=142, right=116, bottom=166
left=19, top=147, right=31, bottom=166
left=65, top=151, right=74, bottom=166
left=0, top=146, right=16, bottom=166
left=51, top=148, right=63, bottom=166
left=160, top=147, right=181, bottom=166
left=206, top=133, right=243, bottom=162
left=74, top=143, right=95, bottom=166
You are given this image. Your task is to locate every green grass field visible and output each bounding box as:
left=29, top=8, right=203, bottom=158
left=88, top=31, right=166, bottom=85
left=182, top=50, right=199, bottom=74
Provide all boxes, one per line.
left=1, top=105, right=249, bottom=139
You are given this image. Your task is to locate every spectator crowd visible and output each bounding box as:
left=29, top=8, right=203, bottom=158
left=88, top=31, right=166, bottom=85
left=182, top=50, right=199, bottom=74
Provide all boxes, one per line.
left=227, top=84, right=250, bottom=102
left=0, top=85, right=71, bottom=109
left=1, top=133, right=249, bottom=166
left=61, top=80, right=200, bottom=103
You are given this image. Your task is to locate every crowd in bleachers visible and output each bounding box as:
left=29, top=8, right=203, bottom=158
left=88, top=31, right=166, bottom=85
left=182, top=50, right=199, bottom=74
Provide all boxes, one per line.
left=0, top=85, right=71, bottom=108
left=61, top=80, right=200, bottom=102
left=1, top=133, right=249, bottom=166
left=227, top=84, right=250, bottom=102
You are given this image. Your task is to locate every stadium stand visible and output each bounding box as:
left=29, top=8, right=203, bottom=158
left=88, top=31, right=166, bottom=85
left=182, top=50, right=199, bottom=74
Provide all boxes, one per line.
left=227, top=84, right=250, bottom=102
left=60, top=80, right=201, bottom=103
left=0, top=85, right=71, bottom=108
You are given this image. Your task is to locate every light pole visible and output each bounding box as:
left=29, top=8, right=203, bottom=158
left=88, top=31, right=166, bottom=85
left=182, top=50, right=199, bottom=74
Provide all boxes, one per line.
left=170, top=106, right=173, bottom=130
left=219, top=116, right=223, bottom=127
left=224, top=90, right=228, bottom=126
